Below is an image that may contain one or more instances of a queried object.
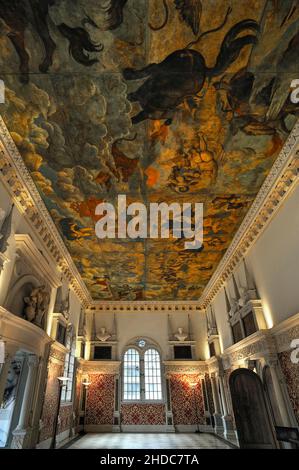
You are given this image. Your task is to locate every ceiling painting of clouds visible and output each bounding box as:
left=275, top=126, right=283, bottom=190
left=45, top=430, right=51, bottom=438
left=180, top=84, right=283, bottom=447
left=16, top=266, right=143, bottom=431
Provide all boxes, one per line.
left=0, top=0, right=298, bottom=300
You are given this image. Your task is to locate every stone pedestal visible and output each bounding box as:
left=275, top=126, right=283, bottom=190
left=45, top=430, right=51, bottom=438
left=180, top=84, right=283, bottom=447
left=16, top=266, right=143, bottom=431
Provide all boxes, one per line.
left=213, top=413, right=224, bottom=434
left=11, top=355, right=38, bottom=449
left=222, top=414, right=236, bottom=440
left=11, top=428, right=32, bottom=449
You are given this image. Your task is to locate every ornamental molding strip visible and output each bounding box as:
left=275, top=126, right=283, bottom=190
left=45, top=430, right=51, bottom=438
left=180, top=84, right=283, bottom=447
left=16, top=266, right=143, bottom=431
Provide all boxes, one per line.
left=199, top=119, right=299, bottom=308
left=164, top=360, right=208, bottom=377
left=78, top=359, right=121, bottom=375
left=0, top=117, right=91, bottom=306
left=271, top=312, right=299, bottom=353
left=89, top=300, right=201, bottom=313
left=220, top=330, right=277, bottom=369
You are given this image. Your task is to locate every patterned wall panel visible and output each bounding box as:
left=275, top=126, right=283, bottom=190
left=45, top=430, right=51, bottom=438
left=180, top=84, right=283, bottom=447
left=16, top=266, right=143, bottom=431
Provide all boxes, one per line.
left=121, top=404, right=166, bottom=425
left=58, top=404, right=73, bottom=434
left=278, top=351, right=299, bottom=425
left=204, top=373, right=215, bottom=415
left=170, top=374, right=204, bottom=425
left=39, top=361, right=63, bottom=442
left=85, top=374, right=115, bottom=425
left=74, top=370, right=82, bottom=428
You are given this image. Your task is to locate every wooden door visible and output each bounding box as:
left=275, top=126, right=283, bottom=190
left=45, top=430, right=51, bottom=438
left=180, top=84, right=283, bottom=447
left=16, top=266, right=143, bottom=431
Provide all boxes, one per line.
left=229, top=368, right=278, bottom=449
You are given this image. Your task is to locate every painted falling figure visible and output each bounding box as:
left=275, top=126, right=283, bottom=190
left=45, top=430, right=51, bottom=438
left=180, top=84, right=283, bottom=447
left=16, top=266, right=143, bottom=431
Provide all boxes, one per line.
left=123, top=10, right=260, bottom=125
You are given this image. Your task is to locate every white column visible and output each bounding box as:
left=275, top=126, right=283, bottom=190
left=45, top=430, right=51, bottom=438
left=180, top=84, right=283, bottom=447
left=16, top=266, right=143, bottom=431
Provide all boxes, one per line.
left=0, top=345, right=17, bottom=406
left=14, top=355, right=38, bottom=431
left=219, top=375, right=228, bottom=415
left=211, top=375, right=221, bottom=414
left=268, top=359, right=293, bottom=427
left=219, top=374, right=236, bottom=441
left=211, top=375, right=223, bottom=434
left=201, top=378, right=212, bottom=429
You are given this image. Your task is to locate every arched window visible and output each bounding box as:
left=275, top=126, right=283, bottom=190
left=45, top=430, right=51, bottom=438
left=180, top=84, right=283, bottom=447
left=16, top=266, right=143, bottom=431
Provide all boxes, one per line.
left=123, top=348, right=141, bottom=400
left=123, top=342, right=162, bottom=401
left=144, top=349, right=162, bottom=400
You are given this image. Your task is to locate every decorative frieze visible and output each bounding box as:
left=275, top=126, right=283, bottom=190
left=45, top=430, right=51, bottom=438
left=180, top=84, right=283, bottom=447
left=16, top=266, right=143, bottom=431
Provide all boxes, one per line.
left=89, top=301, right=201, bottom=313
left=271, top=312, right=299, bottom=353
left=49, top=342, right=67, bottom=365
left=78, top=359, right=121, bottom=375
left=221, top=330, right=277, bottom=369
left=164, top=360, right=208, bottom=377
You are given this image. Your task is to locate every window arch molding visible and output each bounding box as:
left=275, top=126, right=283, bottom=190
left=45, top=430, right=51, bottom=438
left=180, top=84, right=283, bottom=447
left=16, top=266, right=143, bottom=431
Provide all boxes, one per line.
left=122, top=338, right=164, bottom=403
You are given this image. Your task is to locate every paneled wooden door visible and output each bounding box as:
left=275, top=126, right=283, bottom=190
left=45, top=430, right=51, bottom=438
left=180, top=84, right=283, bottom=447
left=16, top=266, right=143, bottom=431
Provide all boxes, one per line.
left=229, top=368, right=278, bottom=449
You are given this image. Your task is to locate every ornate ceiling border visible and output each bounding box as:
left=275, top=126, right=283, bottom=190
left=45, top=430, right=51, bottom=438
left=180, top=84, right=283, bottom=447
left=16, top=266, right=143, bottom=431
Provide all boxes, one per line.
left=198, top=119, right=299, bottom=309
left=89, top=300, right=201, bottom=313
left=1, top=114, right=299, bottom=311
left=0, top=116, right=91, bottom=306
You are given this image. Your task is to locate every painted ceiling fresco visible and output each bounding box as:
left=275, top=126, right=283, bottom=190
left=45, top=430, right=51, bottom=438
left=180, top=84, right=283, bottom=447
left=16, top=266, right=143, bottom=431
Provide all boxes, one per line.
left=0, top=0, right=298, bottom=301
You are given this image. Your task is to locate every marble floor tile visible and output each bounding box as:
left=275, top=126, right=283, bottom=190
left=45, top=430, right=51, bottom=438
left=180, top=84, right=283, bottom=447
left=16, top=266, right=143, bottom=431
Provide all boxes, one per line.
left=68, top=433, right=233, bottom=449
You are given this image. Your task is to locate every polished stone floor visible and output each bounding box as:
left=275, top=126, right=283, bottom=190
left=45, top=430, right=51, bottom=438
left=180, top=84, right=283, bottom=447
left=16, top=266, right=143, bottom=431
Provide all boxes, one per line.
left=67, top=433, right=233, bottom=449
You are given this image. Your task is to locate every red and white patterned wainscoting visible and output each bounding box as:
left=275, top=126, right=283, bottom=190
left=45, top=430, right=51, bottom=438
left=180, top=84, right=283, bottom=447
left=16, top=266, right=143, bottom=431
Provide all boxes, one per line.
left=170, top=374, right=205, bottom=425
left=85, top=374, right=115, bottom=425
left=121, top=404, right=166, bottom=425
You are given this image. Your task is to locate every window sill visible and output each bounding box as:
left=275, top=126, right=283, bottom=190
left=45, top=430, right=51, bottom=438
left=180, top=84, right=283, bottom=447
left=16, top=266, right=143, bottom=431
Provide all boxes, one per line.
left=121, top=400, right=164, bottom=405
left=60, top=401, right=73, bottom=407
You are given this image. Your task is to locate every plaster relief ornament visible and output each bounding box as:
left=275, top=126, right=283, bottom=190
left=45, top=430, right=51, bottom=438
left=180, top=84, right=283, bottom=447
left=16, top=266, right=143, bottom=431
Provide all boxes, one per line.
left=96, top=327, right=111, bottom=342
left=174, top=327, right=188, bottom=341
left=24, top=285, right=50, bottom=328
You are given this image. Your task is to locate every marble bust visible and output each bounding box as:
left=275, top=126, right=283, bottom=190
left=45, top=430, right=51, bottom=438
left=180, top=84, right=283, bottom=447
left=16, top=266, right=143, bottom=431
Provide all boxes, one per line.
left=97, top=327, right=111, bottom=342
left=174, top=327, right=188, bottom=342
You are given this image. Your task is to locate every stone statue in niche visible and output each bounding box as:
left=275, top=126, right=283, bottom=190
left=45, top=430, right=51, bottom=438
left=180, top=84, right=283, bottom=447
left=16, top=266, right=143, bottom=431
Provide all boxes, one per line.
left=96, top=327, right=111, bottom=342
left=0, top=204, right=14, bottom=267
left=174, top=327, right=188, bottom=342
left=229, top=298, right=239, bottom=318
left=238, top=286, right=257, bottom=307
left=54, top=286, right=70, bottom=320
left=238, top=286, right=250, bottom=307
left=0, top=208, right=5, bottom=225
left=24, top=285, right=50, bottom=328
left=60, top=292, right=70, bottom=321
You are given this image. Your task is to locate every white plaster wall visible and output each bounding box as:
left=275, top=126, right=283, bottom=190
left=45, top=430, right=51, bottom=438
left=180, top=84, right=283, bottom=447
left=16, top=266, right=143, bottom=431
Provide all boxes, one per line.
left=211, top=183, right=299, bottom=351
left=91, top=309, right=208, bottom=360
left=246, top=184, right=299, bottom=327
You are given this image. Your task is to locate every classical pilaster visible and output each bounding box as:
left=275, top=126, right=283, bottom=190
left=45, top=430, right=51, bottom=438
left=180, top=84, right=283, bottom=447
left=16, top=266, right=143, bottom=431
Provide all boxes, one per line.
left=210, top=375, right=223, bottom=433
left=201, top=378, right=212, bottom=426
left=219, top=374, right=235, bottom=440
left=113, top=373, right=121, bottom=432
left=266, top=357, right=294, bottom=427
left=11, top=354, right=39, bottom=449
left=165, top=376, right=175, bottom=432
left=0, top=344, right=17, bottom=406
